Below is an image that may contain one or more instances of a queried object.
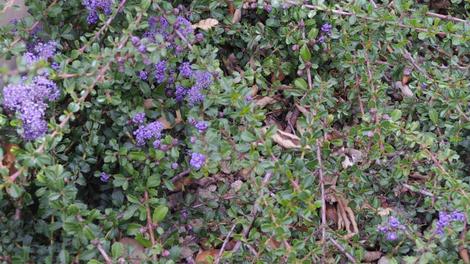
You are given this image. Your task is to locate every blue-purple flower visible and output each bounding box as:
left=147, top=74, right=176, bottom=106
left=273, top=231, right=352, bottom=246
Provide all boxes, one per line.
left=23, top=41, right=57, bottom=64
left=175, top=16, right=194, bottom=37
left=82, top=0, right=113, bottom=24
left=2, top=75, right=59, bottom=140
left=321, top=23, right=333, bottom=35
left=132, top=112, right=145, bottom=124
left=179, top=62, right=193, bottom=78
left=377, top=216, right=405, bottom=241
left=100, top=172, right=110, bottom=182
left=133, top=121, right=164, bottom=146
left=155, top=60, right=167, bottom=84
left=139, top=70, right=148, bottom=80
left=194, top=121, right=208, bottom=133
left=190, top=152, right=206, bottom=170
left=436, top=211, right=465, bottom=235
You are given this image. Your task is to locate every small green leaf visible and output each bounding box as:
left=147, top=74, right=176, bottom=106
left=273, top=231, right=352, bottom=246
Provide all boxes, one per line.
left=68, top=102, right=80, bottom=113
left=112, top=242, right=124, bottom=258
left=141, top=0, right=151, bottom=10
left=6, top=184, right=23, bottom=199
left=240, top=130, right=257, bottom=142
left=391, top=109, right=402, bottom=121
left=300, top=44, right=311, bottom=62
left=129, top=151, right=146, bottom=161
left=147, top=175, right=160, bottom=188
left=294, top=78, right=308, bottom=91
left=152, top=205, right=169, bottom=223
left=429, top=109, right=438, bottom=124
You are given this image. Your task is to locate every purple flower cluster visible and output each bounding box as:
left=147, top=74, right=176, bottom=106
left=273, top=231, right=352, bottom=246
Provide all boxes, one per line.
left=179, top=62, right=192, bottom=78
left=139, top=70, right=148, bottom=80
left=82, top=0, right=113, bottom=24
left=155, top=60, right=167, bottom=84
left=175, top=85, right=187, bottom=102
left=194, top=121, right=208, bottom=133
left=377, top=216, right=405, bottom=241
left=23, top=41, right=57, bottom=64
left=435, top=211, right=466, bottom=235
left=133, top=121, right=164, bottom=146
left=144, top=16, right=170, bottom=40
left=100, top=172, right=110, bottom=182
left=131, top=112, right=145, bottom=124
left=321, top=23, right=333, bottom=35
left=2, top=75, right=60, bottom=140
left=190, top=152, right=206, bottom=170
left=317, top=23, right=333, bottom=44
left=175, top=16, right=194, bottom=37
left=183, top=71, right=213, bottom=105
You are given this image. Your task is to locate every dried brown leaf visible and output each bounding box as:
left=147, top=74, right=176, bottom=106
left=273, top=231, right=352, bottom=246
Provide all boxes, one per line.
left=119, top=237, right=145, bottom=264
left=265, top=127, right=310, bottom=150
left=195, top=249, right=219, bottom=264
left=192, top=18, right=219, bottom=31
left=2, top=143, right=17, bottom=175
left=363, top=251, right=382, bottom=262
left=255, top=96, right=277, bottom=107
left=232, top=8, right=242, bottom=24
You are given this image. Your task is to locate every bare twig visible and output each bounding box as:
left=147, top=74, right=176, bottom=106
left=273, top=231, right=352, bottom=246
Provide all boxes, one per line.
left=287, top=1, right=464, bottom=38
left=425, top=12, right=469, bottom=24
left=316, top=140, right=327, bottom=261
left=0, top=0, right=15, bottom=14
left=215, top=224, right=237, bottom=264
left=329, top=238, right=357, bottom=263
left=459, top=220, right=470, bottom=264
left=92, top=240, right=113, bottom=264
left=402, top=183, right=434, bottom=197
left=232, top=171, right=273, bottom=253
left=144, top=191, right=157, bottom=247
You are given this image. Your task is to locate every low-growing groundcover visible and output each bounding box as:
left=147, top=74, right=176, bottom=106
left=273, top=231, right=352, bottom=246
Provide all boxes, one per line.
left=0, top=0, right=469, bottom=263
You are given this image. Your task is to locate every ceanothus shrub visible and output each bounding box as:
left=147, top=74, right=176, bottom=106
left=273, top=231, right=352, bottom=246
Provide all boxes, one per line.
left=0, top=0, right=469, bottom=263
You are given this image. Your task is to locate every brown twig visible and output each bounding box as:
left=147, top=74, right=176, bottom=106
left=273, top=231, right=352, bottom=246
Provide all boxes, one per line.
left=402, top=183, right=434, bottom=197
left=316, top=140, right=327, bottom=261
left=0, top=0, right=15, bottom=14
left=144, top=191, right=157, bottom=247
left=215, top=223, right=237, bottom=264
left=459, top=220, right=470, bottom=264
left=232, top=171, right=273, bottom=253
left=288, top=1, right=465, bottom=38
left=92, top=240, right=113, bottom=264
left=425, top=12, right=469, bottom=24
left=329, top=238, right=357, bottom=263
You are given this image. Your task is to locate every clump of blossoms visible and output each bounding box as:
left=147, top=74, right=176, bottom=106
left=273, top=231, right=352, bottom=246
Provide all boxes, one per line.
left=2, top=75, right=60, bottom=140
left=435, top=211, right=466, bottom=235
left=377, top=216, right=406, bottom=241
left=317, top=23, right=333, bottom=43
left=100, top=172, right=110, bottom=182
left=23, top=40, right=57, bottom=64
left=82, top=0, right=113, bottom=24
left=131, top=112, right=145, bottom=124
left=190, top=152, right=206, bottom=170
left=133, top=121, right=164, bottom=146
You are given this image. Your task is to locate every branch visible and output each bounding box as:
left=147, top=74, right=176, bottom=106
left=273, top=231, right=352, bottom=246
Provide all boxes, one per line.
left=0, top=0, right=15, bottom=14
left=287, top=1, right=464, bottom=38
left=329, top=238, right=357, bottom=263
left=316, top=140, right=327, bottom=259
left=215, top=223, right=237, bottom=264
left=144, top=191, right=157, bottom=247
left=92, top=240, right=112, bottom=264
left=402, top=183, right=434, bottom=197
left=232, top=171, right=273, bottom=253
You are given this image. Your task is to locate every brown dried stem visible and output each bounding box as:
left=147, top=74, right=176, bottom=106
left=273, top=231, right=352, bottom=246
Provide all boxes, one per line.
left=316, top=140, right=327, bottom=261
left=329, top=238, right=357, bottom=263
